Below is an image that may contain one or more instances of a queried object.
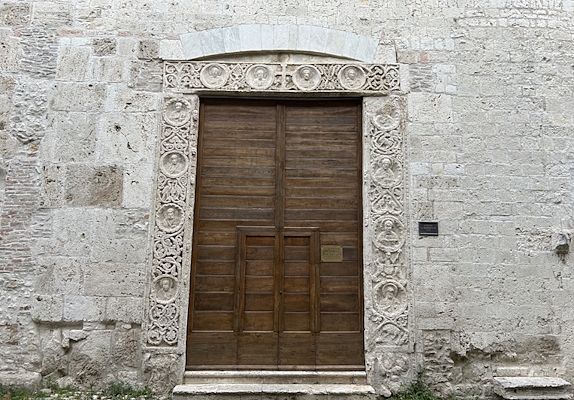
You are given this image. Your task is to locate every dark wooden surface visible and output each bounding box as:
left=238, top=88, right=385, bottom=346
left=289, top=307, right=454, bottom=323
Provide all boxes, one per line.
left=187, top=99, right=363, bottom=369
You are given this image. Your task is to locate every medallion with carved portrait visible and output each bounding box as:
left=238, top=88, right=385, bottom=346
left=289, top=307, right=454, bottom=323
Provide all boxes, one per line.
left=199, top=63, right=230, bottom=88
left=246, top=64, right=274, bottom=90
left=156, top=204, right=184, bottom=233
left=372, top=157, right=401, bottom=188
left=160, top=151, right=188, bottom=178
left=153, top=275, right=178, bottom=304
left=338, top=65, right=367, bottom=90
left=373, top=215, right=405, bottom=253
left=292, top=65, right=321, bottom=91
left=164, top=98, right=192, bottom=127
left=373, top=280, right=407, bottom=316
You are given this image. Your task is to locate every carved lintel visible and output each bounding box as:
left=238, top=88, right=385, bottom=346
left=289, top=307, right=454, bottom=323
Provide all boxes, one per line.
left=164, top=62, right=400, bottom=94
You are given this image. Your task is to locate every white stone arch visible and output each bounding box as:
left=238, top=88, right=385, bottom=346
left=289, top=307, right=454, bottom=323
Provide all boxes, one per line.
left=175, top=24, right=378, bottom=62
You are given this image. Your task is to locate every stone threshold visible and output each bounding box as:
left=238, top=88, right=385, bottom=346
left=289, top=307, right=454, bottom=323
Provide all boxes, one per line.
left=174, top=371, right=376, bottom=399
left=493, top=377, right=572, bottom=400
left=183, top=370, right=368, bottom=384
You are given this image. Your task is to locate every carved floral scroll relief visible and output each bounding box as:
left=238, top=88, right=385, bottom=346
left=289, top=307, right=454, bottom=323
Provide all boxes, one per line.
left=145, top=96, right=198, bottom=348
left=164, top=62, right=400, bottom=93
left=364, top=96, right=411, bottom=349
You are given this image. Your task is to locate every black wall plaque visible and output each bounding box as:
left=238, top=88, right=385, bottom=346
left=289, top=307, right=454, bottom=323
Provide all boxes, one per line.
left=419, top=222, right=439, bottom=236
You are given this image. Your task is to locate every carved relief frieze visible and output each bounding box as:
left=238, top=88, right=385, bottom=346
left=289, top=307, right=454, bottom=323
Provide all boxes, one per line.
left=364, top=96, right=410, bottom=350
left=146, top=95, right=199, bottom=348
left=164, top=62, right=400, bottom=94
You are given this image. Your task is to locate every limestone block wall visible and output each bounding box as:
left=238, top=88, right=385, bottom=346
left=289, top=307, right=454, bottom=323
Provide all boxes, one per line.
left=0, top=0, right=573, bottom=397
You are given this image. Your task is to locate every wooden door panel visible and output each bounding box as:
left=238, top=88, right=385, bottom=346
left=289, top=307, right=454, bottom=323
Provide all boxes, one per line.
left=187, top=99, right=363, bottom=369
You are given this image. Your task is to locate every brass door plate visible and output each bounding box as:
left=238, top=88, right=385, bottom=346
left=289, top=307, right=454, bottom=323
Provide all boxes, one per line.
left=321, top=245, right=343, bottom=262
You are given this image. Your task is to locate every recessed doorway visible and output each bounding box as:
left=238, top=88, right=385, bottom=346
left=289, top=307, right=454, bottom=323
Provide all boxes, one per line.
left=186, top=98, right=364, bottom=370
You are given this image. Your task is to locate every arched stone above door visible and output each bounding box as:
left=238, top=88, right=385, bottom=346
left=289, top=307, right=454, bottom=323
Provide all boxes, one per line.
left=172, top=25, right=378, bottom=62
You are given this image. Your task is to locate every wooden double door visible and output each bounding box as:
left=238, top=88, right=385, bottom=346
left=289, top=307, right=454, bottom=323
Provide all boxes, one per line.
left=187, top=98, right=364, bottom=369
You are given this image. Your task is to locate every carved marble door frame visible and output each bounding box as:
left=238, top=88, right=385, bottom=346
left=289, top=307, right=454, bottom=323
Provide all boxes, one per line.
left=145, top=59, right=413, bottom=394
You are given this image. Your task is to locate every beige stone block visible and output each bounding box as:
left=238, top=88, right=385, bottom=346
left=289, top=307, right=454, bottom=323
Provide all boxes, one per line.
left=0, top=3, right=30, bottom=26
left=0, top=31, right=20, bottom=72
left=408, top=92, right=452, bottom=123
left=112, top=327, right=140, bottom=368
left=64, top=164, right=123, bottom=207
left=51, top=82, right=106, bottom=112
left=31, top=295, right=63, bottom=322
left=51, top=112, right=97, bottom=162
left=138, top=39, right=159, bottom=60
left=56, top=46, right=91, bottom=81
left=105, top=297, right=143, bottom=323
left=35, top=256, right=85, bottom=296
left=63, top=295, right=106, bottom=322
left=0, top=372, right=41, bottom=389
left=68, top=330, right=111, bottom=388
left=122, top=163, right=154, bottom=208
left=106, top=85, right=159, bottom=112
left=92, top=37, right=116, bottom=56
left=84, top=263, right=145, bottom=297
left=159, top=39, right=185, bottom=60
left=97, top=113, right=157, bottom=164
left=31, top=2, right=71, bottom=27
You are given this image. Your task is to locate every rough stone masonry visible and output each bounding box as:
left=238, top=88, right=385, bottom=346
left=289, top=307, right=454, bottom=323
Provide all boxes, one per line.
left=0, top=0, right=573, bottom=398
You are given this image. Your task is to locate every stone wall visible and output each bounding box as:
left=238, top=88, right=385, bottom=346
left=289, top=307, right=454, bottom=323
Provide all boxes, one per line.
left=0, top=0, right=573, bottom=397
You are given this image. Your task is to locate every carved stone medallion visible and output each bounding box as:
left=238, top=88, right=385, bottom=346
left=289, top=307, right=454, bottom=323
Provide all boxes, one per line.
left=164, top=98, right=192, bottom=126
left=153, top=275, right=178, bottom=304
left=373, top=216, right=405, bottom=253
left=373, top=101, right=401, bottom=131
left=160, top=151, right=188, bottom=178
left=338, top=65, right=367, bottom=90
left=292, top=65, right=321, bottom=91
left=372, top=157, right=401, bottom=188
left=246, top=64, right=274, bottom=89
left=373, top=280, right=407, bottom=316
left=156, top=203, right=184, bottom=233
left=199, top=63, right=230, bottom=88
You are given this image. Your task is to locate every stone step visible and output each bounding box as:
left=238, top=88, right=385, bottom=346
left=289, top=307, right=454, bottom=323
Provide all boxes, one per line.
left=173, top=383, right=376, bottom=400
left=183, top=370, right=368, bottom=385
left=493, top=377, right=572, bottom=400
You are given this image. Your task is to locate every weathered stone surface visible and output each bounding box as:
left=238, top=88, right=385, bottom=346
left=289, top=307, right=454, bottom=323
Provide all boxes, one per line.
left=49, top=112, right=97, bottom=163
left=144, top=353, right=184, bottom=394
left=138, top=39, right=159, bottom=60
left=111, top=326, right=140, bottom=368
left=84, top=263, right=145, bottom=297
left=56, top=46, right=91, bottom=81
left=97, top=113, right=157, bottom=164
left=19, top=28, right=58, bottom=78
left=493, top=377, right=572, bottom=400
left=92, top=38, right=116, bottom=56
left=64, top=165, right=123, bottom=207
left=31, top=295, right=63, bottom=322
left=9, top=80, right=49, bottom=143
left=105, top=297, right=143, bottom=324
left=0, top=30, right=20, bottom=73
left=32, top=2, right=72, bottom=27
left=51, top=82, right=106, bottom=111
left=35, top=257, right=85, bottom=295
left=130, top=60, right=163, bottom=92
left=0, top=3, right=31, bottom=26
left=67, top=330, right=111, bottom=388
